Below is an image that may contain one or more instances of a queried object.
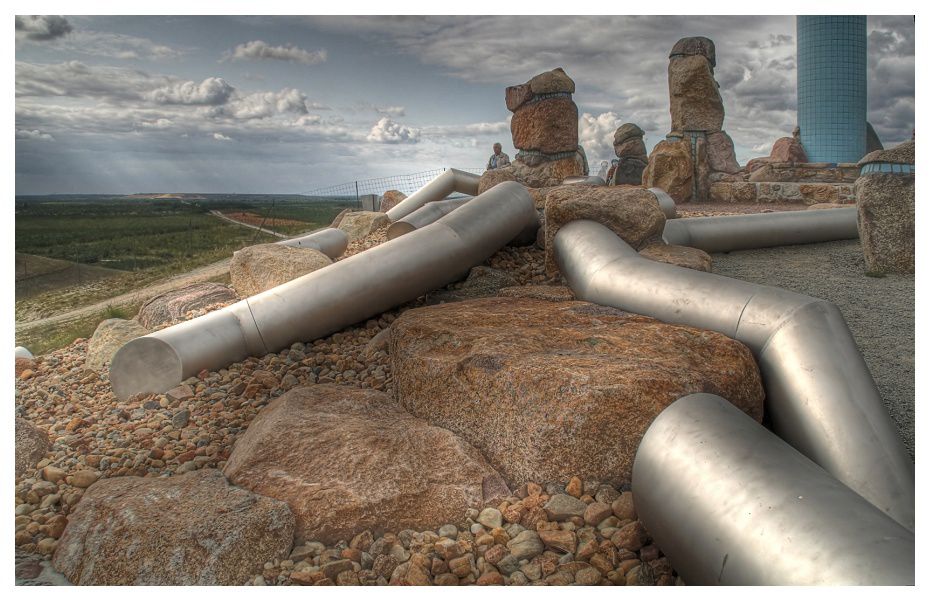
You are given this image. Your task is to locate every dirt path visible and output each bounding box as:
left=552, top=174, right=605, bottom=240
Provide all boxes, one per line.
left=208, top=210, right=288, bottom=238
left=15, top=257, right=232, bottom=335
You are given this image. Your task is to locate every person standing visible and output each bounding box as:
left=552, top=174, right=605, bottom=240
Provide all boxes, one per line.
left=486, top=143, right=511, bottom=170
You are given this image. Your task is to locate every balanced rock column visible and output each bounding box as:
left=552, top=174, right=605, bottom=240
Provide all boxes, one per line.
left=505, top=68, right=586, bottom=188
left=645, top=37, right=739, bottom=201
left=610, top=123, right=649, bottom=185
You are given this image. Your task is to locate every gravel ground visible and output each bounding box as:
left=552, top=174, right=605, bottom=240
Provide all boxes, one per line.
left=711, top=239, right=915, bottom=459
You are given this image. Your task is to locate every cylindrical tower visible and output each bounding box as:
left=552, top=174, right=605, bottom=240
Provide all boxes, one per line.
left=796, top=16, right=867, bottom=163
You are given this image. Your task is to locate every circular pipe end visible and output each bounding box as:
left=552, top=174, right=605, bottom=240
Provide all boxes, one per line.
left=386, top=221, right=415, bottom=240
left=109, top=336, right=184, bottom=401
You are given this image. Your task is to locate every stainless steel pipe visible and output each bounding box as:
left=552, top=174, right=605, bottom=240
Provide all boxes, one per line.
left=277, top=227, right=348, bottom=258
left=646, top=187, right=678, bottom=219
left=386, top=197, right=471, bottom=240
left=110, top=182, right=536, bottom=400
left=633, top=393, right=914, bottom=585
left=554, top=219, right=914, bottom=529
left=662, top=206, right=858, bottom=252
left=385, top=168, right=481, bottom=221
left=562, top=175, right=606, bottom=186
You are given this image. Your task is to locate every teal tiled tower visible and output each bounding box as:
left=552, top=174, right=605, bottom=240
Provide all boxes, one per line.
left=796, top=16, right=867, bottom=163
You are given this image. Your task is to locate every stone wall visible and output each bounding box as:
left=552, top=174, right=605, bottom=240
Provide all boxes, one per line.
left=708, top=181, right=856, bottom=205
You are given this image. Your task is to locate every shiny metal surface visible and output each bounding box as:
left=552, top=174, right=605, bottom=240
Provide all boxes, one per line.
left=110, top=182, right=535, bottom=400
left=386, top=197, right=471, bottom=240
left=662, top=207, right=858, bottom=252
left=277, top=227, right=348, bottom=259
left=633, top=393, right=914, bottom=585
left=385, top=168, right=480, bottom=221
left=15, top=346, right=34, bottom=359
left=562, top=175, right=606, bottom=186
left=646, top=187, right=678, bottom=219
left=554, top=219, right=914, bottom=529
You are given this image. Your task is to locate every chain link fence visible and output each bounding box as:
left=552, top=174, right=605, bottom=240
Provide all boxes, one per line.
left=301, top=167, right=485, bottom=207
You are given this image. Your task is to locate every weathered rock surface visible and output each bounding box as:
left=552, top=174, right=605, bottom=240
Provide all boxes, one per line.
left=426, top=266, right=519, bottom=304
left=639, top=242, right=713, bottom=272
left=137, top=282, right=238, bottom=330
left=15, top=418, right=50, bottom=478
left=230, top=243, right=332, bottom=297
left=668, top=54, right=724, bottom=133
left=498, top=285, right=575, bottom=302
left=543, top=186, right=666, bottom=275
left=379, top=190, right=407, bottom=213
left=642, top=139, right=694, bottom=202
left=478, top=167, right=518, bottom=194
left=85, top=319, right=149, bottom=372
left=669, top=36, right=716, bottom=67
left=224, top=385, right=510, bottom=544
left=511, top=151, right=586, bottom=188
left=511, top=96, right=578, bottom=154
left=527, top=67, right=575, bottom=96
left=613, top=123, right=646, bottom=151
left=611, top=158, right=649, bottom=185
left=52, top=469, right=294, bottom=585
left=614, top=138, right=648, bottom=159
left=769, top=136, right=808, bottom=164
left=856, top=172, right=914, bottom=274
left=706, top=131, right=740, bottom=174
left=337, top=210, right=391, bottom=241
left=391, top=298, right=764, bottom=486
left=859, top=138, right=914, bottom=166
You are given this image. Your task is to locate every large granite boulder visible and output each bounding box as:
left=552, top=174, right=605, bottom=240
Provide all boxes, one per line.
left=52, top=469, right=294, bottom=585
left=670, top=35, right=716, bottom=67
left=668, top=43, right=724, bottom=133
left=230, top=243, right=331, bottom=298
left=337, top=210, right=391, bottom=241
left=15, top=418, right=50, bottom=479
left=391, top=298, right=765, bottom=486
left=223, top=385, right=510, bottom=544
left=769, top=136, right=808, bottom=163
left=856, top=142, right=915, bottom=274
left=511, top=149, right=586, bottom=188
left=642, top=139, right=694, bottom=202
left=137, top=282, right=238, bottom=330
left=379, top=190, right=407, bottom=213
left=613, top=123, right=647, bottom=159
left=511, top=96, right=578, bottom=154
left=706, top=131, right=740, bottom=174
left=543, top=185, right=666, bottom=275
left=611, top=158, right=649, bottom=185
left=639, top=242, right=712, bottom=272
left=426, top=266, right=518, bottom=304
left=85, top=318, right=149, bottom=373
left=478, top=166, right=519, bottom=194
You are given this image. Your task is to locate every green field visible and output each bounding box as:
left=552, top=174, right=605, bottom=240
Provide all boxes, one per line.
left=15, top=194, right=355, bottom=323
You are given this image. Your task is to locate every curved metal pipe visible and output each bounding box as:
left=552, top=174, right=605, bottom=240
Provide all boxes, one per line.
left=385, top=168, right=481, bottom=221
left=554, top=219, right=914, bottom=529
left=662, top=207, right=858, bottom=252
left=110, top=182, right=536, bottom=400
left=386, top=197, right=471, bottom=240
left=562, top=175, right=606, bottom=186
left=633, top=393, right=914, bottom=585
left=277, top=227, right=348, bottom=258
left=646, top=187, right=678, bottom=219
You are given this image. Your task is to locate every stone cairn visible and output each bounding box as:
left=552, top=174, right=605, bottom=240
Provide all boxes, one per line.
left=643, top=37, right=740, bottom=202
left=609, top=124, right=648, bottom=185
left=503, top=67, right=588, bottom=188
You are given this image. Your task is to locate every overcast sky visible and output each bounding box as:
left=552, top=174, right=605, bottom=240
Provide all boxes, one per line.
left=14, top=14, right=914, bottom=195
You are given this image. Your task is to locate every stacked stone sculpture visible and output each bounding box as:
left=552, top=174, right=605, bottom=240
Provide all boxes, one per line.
left=609, top=124, right=648, bottom=185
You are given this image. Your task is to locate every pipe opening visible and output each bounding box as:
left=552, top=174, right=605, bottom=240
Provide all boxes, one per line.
left=109, top=337, right=183, bottom=400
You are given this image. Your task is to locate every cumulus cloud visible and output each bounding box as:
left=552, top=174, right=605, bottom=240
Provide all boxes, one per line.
left=215, top=88, right=311, bottom=119
left=226, top=40, right=327, bottom=65
left=578, top=112, right=623, bottom=163
left=376, top=105, right=405, bottom=117
left=366, top=117, right=420, bottom=144
left=213, top=133, right=233, bottom=141
left=16, top=128, right=55, bottom=141
left=16, top=60, right=172, bottom=100
left=148, top=77, right=235, bottom=106
left=15, top=15, right=72, bottom=41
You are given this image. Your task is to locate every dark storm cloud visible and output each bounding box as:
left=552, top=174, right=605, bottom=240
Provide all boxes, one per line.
left=15, top=15, right=72, bottom=41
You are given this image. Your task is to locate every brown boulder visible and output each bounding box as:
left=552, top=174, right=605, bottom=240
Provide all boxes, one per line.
left=230, top=243, right=332, bottom=297
left=527, top=67, right=575, bottom=95
left=610, top=158, right=649, bottom=186
left=379, top=190, right=407, bottom=213
left=859, top=138, right=914, bottom=167
left=769, top=136, right=808, bottom=163
left=668, top=54, right=724, bottom=133
left=137, top=282, right=238, bottom=330
left=706, top=131, right=740, bottom=174
left=511, top=151, right=585, bottom=188
left=614, top=137, right=647, bottom=159
left=498, top=285, right=575, bottom=302
left=85, top=319, right=149, bottom=373
left=639, top=242, right=712, bottom=272
left=15, top=357, right=35, bottom=378
left=223, top=385, right=509, bottom=544
left=478, top=166, right=518, bottom=195
left=52, top=469, right=294, bottom=585
left=543, top=186, right=666, bottom=275
left=613, top=123, right=645, bottom=148
left=670, top=36, right=716, bottom=67
left=15, top=418, right=50, bottom=479
left=511, top=96, right=579, bottom=153
left=642, top=139, right=694, bottom=202
left=708, top=182, right=757, bottom=203
left=337, top=210, right=391, bottom=241
left=505, top=84, right=533, bottom=112
left=391, top=298, right=764, bottom=486
left=856, top=172, right=914, bottom=274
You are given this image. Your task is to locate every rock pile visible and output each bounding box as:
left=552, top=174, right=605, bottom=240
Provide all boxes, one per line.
left=855, top=139, right=915, bottom=274
left=609, top=124, right=648, bottom=185
left=644, top=37, right=740, bottom=202
left=230, top=243, right=332, bottom=297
